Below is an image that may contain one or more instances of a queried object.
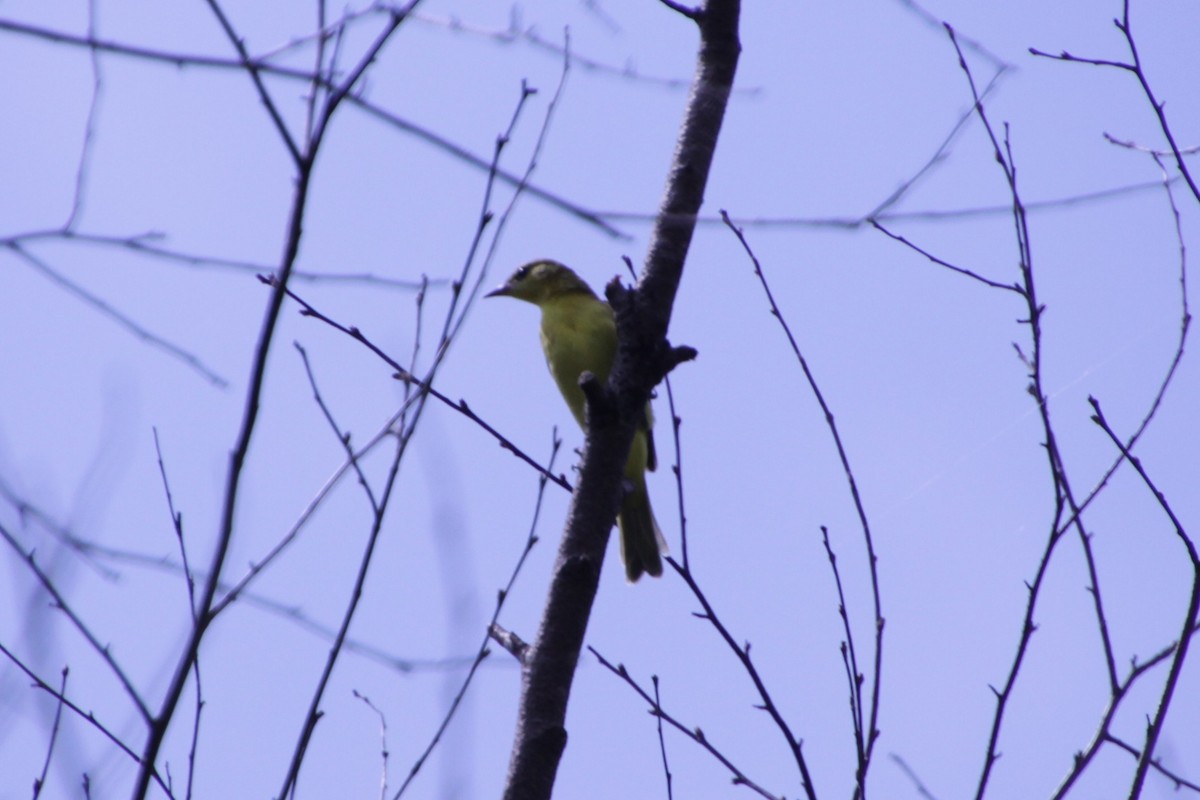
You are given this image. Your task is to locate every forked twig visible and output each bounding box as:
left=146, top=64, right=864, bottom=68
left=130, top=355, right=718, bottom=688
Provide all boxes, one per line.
left=0, top=641, right=173, bottom=797
left=589, top=647, right=782, bottom=800
left=721, top=208, right=882, bottom=797
left=1089, top=397, right=1199, bottom=798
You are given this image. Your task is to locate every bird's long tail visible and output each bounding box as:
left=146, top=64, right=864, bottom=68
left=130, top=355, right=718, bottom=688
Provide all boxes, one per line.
left=618, top=478, right=666, bottom=582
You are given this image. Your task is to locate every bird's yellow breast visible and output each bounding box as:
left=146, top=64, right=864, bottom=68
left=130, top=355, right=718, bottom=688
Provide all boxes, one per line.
left=538, top=291, right=617, bottom=431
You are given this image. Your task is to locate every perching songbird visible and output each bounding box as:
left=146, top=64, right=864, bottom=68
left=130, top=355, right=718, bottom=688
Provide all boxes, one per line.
left=486, top=259, right=666, bottom=581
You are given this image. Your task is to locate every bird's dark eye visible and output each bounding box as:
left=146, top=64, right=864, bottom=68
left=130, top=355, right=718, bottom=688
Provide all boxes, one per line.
left=513, top=264, right=532, bottom=282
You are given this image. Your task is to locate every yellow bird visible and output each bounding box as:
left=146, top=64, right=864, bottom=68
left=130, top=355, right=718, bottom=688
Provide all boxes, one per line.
left=486, top=259, right=666, bottom=581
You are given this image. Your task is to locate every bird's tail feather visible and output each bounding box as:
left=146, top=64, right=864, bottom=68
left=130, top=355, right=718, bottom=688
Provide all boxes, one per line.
left=618, top=481, right=666, bottom=582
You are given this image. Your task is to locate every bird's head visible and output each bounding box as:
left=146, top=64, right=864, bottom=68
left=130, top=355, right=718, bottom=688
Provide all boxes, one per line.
left=485, top=260, right=597, bottom=306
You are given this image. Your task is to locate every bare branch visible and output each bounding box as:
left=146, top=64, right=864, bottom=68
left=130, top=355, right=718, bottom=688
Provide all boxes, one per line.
left=941, top=25, right=1123, bottom=798
left=589, top=647, right=782, bottom=799
left=663, top=376, right=692, bottom=568
left=501, top=4, right=740, bottom=798
left=200, top=0, right=303, bottom=164
left=721, top=209, right=882, bottom=796
left=656, top=0, right=703, bottom=21
left=668, top=554, right=818, bottom=799
left=153, top=428, right=203, bottom=800
left=1032, top=1, right=1200, bottom=207
left=0, top=641, right=173, bottom=797
left=652, top=676, right=676, bottom=800
left=1105, top=734, right=1200, bottom=793
left=266, top=278, right=571, bottom=493
left=5, top=242, right=229, bottom=388
left=1050, top=620, right=1200, bottom=798
left=133, top=7, right=422, bottom=795
left=0, top=523, right=152, bottom=724
left=32, top=666, right=69, bottom=800
left=353, top=690, right=392, bottom=800
left=1089, top=397, right=1200, bottom=799
left=871, top=221, right=1023, bottom=293
left=4, top=228, right=442, bottom=289
left=63, top=0, right=102, bottom=231
left=0, top=16, right=627, bottom=238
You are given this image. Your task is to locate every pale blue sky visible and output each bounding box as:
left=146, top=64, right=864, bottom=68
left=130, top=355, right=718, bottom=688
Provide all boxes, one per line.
left=1, top=1, right=1198, bottom=798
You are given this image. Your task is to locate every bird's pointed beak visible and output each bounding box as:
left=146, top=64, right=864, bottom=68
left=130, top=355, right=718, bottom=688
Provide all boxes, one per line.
left=484, top=284, right=510, bottom=298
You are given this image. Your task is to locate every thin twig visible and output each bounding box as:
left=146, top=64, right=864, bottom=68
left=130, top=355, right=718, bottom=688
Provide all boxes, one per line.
left=416, top=8, right=724, bottom=90
left=70, top=529, right=476, bottom=671
left=867, top=65, right=1009, bottom=220
left=393, top=431, right=560, bottom=799
left=1050, top=622, right=1200, bottom=798
left=63, top=0, right=102, bottom=231
left=295, top=342, right=380, bottom=512
left=652, top=676, right=676, bottom=800
left=589, top=647, right=781, bottom=799
left=134, top=7, right=421, bottom=795
left=664, top=375, right=690, bottom=569
left=278, top=304, right=416, bottom=800
left=597, top=176, right=1182, bottom=229
left=354, top=690, right=392, bottom=800
left=871, top=221, right=1022, bottom=293
left=889, top=753, right=940, bottom=800
left=6, top=242, right=229, bottom=387
left=1105, top=734, right=1200, bottom=793
left=668, top=555, right=818, bottom=800
left=1089, top=397, right=1200, bottom=799
left=152, top=428, right=203, bottom=800
left=202, top=0, right=302, bottom=164
left=0, top=641, right=173, bottom=797
left=4, top=228, right=446, bottom=289
left=447, top=30, right=576, bottom=343
left=942, top=26, right=1113, bottom=800
left=153, top=429, right=195, bottom=620
left=267, top=278, right=570, bottom=492
left=822, top=526, right=866, bottom=779
left=0, top=476, right=120, bottom=581
left=0, top=523, right=152, bottom=723
left=32, top=666, right=69, bottom=799
left=209, top=403, right=413, bottom=617
left=721, top=208, right=882, bottom=797
left=1030, top=1, right=1200, bottom=206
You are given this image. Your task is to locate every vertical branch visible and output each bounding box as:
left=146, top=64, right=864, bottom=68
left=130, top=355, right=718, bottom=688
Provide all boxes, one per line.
left=823, top=528, right=867, bottom=779
left=271, top=32, right=547, bottom=794
left=945, top=26, right=1120, bottom=799
left=64, top=0, right=102, bottom=231
left=32, top=667, right=69, bottom=799
left=945, top=28, right=1061, bottom=799
left=664, top=376, right=691, bottom=568
left=627, top=0, right=741, bottom=341
left=152, top=429, right=203, bottom=800
left=651, top=676, right=676, bottom=800
left=500, top=3, right=740, bottom=799
left=133, top=129, right=314, bottom=800
left=131, top=8, right=422, bottom=796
